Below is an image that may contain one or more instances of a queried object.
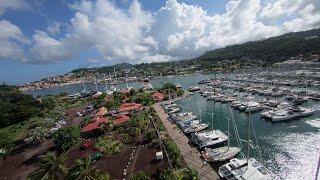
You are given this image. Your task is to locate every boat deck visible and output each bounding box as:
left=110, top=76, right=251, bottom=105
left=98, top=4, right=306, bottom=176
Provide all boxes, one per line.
left=153, top=103, right=220, bottom=180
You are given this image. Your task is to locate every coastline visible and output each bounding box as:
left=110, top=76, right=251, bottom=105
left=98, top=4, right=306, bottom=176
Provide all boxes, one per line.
left=152, top=102, right=220, bottom=180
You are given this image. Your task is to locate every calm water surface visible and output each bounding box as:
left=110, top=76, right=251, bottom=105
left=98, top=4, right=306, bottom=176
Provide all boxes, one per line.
left=26, top=74, right=320, bottom=180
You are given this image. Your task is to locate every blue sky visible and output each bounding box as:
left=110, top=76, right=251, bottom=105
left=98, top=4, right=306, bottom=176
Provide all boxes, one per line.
left=0, top=0, right=319, bottom=84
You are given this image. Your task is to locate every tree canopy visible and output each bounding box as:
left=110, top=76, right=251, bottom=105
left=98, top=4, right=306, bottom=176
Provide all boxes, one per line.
left=0, top=85, right=43, bottom=128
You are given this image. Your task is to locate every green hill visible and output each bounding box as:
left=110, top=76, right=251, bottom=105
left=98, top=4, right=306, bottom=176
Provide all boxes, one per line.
left=69, top=28, right=320, bottom=75
left=71, top=63, right=133, bottom=74
left=197, top=28, right=320, bottom=63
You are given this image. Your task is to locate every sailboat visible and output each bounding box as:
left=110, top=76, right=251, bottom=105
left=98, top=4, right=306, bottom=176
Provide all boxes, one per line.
left=191, top=112, right=228, bottom=149
left=109, top=74, right=117, bottom=93
left=93, top=76, right=102, bottom=97
left=182, top=110, right=208, bottom=134
left=218, top=107, right=277, bottom=180
left=201, top=107, right=241, bottom=162
left=122, top=73, right=133, bottom=92
left=104, top=75, right=113, bottom=95
left=81, top=77, right=90, bottom=97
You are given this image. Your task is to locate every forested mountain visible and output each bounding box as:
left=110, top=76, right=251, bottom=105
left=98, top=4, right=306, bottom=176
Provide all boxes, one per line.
left=197, top=28, right=320, bottom=63
left=69, top=28, right=320, bottom=75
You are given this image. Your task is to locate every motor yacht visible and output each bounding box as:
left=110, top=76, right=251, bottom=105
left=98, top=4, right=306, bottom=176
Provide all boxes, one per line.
left=183, top=123, right=208, bottom=134
left=191, top=130, right=228, bottom=149
left=218, top=158, right=277, bottom=180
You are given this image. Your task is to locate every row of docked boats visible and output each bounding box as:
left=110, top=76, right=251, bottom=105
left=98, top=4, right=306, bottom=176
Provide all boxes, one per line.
left=162, top=102, right=277, bottom=179
left=163, top=103, right=240, bottom=162
left=197, top=84, right=316, bottom=122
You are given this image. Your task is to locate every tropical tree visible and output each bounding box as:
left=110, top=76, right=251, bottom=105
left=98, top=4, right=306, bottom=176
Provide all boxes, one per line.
left=66, top=157, right=109, bottom=180
left=52, top=125, right=81, bottom=152
left=100, top=121, right=114, bottom=133
left=28, top=152, right=67, bottom=180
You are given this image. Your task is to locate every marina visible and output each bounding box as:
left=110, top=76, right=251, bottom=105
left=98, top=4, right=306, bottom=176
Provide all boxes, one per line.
left=25, top=73, right=320, bottom=179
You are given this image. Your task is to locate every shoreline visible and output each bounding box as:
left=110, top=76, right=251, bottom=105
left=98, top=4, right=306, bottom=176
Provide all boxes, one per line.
left=152, top=102, right=220, bottom=180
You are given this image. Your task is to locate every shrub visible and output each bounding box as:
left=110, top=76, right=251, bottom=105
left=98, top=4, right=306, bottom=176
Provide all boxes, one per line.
left=52, top=126, right=81, bottom=152
left=0, top=131, right=12, bottom=149
left=131, top=127, right=141, bottom=137
left=25, top=126, right=50, bottom=145
left=160, top=168, right=198, bottom=180
left=123, top=134, right=131, bottom=144
left=151, top=139, right=159, bottom=146
left=144, top=129, right=157, bottom=142
left=95, top=136, right=125, bottom=155
left=130, top=171, right=150, bottom=180
left=164, top=139, right=182, bottom=168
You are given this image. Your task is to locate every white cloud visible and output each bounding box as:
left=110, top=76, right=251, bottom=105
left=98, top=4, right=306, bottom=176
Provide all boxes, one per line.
left=47, top=22, right=61, bottom=35
left=0, top=20, right=28, bottom=61
left=260, top=0, right=306, bottom=21
left=1, top=0, right=320, bottom=64
left=0, top=0, right=29, bottom=15
left=283, top=4, right=320, bottom=32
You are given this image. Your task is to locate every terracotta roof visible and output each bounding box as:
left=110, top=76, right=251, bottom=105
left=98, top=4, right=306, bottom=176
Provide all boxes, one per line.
left=113, top=114, right=130, bottom=125
left=82, top=117, right=109, bottom=132
left=118, top=103, right=142, bottom=112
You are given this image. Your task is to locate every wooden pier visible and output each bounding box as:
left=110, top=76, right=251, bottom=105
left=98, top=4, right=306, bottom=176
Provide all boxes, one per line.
left=153, top=103, right=220, bottom=180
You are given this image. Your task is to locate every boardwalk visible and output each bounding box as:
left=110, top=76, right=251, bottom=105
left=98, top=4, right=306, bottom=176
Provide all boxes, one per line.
left=153, top=103, right=220, bottom=180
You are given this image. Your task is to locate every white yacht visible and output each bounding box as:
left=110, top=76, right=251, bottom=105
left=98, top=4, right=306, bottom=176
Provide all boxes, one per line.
left=191, top=130, right=228, bottom=149
left=167, top=107, right=181, bottom=114
left=201, top=108, right=241, bottom=162
left=244, top=102, right=264, bottom=113
left=261, top=107, right=314, bottom=122
left=202, top=147, right=241, bottom=162
left=188, top=86, right=201, bottom=92
left=141, top=82, right=153, bottom=90
left=178, top=119, right=200, bottom=129
left=183, top=123, right=208, bottom=134
left=218, top=158, right=277, bottom=180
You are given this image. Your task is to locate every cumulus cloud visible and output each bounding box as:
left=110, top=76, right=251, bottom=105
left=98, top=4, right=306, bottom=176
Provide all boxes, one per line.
left=0, top=0, right=29, bottom=15
left=0, top=20, right=28, bottom=61
left=1, top=0, right=320, bottom=64
left=47, top=22, right=61, bottom=35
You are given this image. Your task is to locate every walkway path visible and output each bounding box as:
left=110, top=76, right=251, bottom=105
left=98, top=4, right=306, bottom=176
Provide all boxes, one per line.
left=153, top=103, right=220, bottom=180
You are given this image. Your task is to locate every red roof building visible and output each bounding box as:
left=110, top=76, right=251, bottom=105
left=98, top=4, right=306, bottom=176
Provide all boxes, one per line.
left=82, top=117, right=109, bottom=133
left=113, top=114, right=131, bottom=125
left=152, top=91, right=164, bottom=102
left=118, top=103, right=142, bottom=113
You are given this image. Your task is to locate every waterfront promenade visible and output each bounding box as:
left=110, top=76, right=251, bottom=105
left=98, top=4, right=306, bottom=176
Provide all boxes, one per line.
left=152, top=103, right=220, bottom=180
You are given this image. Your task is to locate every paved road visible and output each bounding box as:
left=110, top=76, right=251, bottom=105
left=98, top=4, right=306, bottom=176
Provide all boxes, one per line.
left=153, top=103, right=220, bottom=180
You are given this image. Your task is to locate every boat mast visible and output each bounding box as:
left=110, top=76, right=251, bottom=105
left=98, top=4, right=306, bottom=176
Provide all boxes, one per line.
left=199, top=109, right=202, bottom=123
left=94, top=76, right=98, bottom=92
left=247, top=109, right=251, bottom=168
left=82, top=77, right=86, bottom=92
left=211, top=113, right=214, bottom=130
left=227, top=110, right=230, bottom=151
left=104, top=75, right=108, bottom=90
left=114, top=66, right=118, bottom=90
left=126, top=73, right=128, bottom=89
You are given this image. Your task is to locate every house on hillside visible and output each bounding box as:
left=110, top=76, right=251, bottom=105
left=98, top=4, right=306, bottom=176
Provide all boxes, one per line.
left=113, top=114, right=131, bottom=126
left=117, top=103, right=142, bottom=114
left=82, top=117, right=109, bottom=133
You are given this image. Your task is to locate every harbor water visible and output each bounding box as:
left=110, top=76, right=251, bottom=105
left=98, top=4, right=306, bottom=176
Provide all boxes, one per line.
left=26, top=74, right=320, bottom=180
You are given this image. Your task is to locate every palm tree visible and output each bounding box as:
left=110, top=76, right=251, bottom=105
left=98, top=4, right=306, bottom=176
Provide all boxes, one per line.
left=66, top=157, right=109, bottom=180
left=28, top=152, right=67, bottom=180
